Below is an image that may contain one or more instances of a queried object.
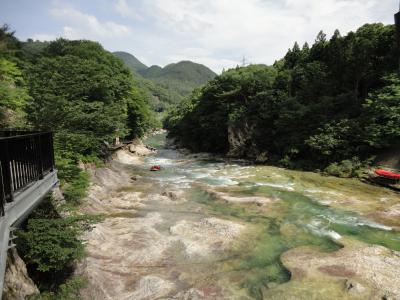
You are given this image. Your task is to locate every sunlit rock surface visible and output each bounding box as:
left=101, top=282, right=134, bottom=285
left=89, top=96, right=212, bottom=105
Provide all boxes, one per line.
left=76, top=134, right=400, bottom=299
left=266, top=239, right=400, bottom=299
left=77, top=154, right=249, bottom=299
left=170, top=217, right=245, bottom=258
left=3, top=249, right=39, bottom=300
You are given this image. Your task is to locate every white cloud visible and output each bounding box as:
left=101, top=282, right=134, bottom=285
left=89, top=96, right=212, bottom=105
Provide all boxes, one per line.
left=114, top=0, right=143, bottom=20
left=50, top=6, right=131, bottom=39
left=142, top=0, right=396, bottom=72
left=166, top=47, right=239, bottom=72
left=28, top=0, right=397, bottom=73
left=31, top=33, right=57, bottom=41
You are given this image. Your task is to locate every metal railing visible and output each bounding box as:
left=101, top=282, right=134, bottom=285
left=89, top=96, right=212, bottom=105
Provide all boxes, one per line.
left=0, top=131, right=55, bottom=216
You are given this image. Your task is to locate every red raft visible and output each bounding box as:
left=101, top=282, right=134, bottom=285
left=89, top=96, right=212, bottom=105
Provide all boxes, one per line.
left=150, top=165, right=161, bottom=171
left=374, top=169, right=400, bottom=180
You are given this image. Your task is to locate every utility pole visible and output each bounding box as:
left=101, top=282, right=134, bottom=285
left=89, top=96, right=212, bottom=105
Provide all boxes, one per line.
left=241, top=55, right=247, bottom=67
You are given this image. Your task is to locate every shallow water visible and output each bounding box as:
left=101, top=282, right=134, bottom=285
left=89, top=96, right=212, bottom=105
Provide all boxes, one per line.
left=131, top=133, right=400, bottom=299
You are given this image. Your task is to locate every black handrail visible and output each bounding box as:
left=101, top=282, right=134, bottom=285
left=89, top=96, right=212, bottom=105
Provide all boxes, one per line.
left=0, top=130, right=40, bottom=138
left=0, top=131, right=55, bottom=216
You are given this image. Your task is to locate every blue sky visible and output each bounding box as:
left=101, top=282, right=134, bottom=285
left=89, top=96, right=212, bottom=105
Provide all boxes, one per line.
left=0, top=0, right=397, bottom=73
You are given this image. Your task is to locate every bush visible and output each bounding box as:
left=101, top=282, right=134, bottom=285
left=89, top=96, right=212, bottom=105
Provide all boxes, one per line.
left=324, top=157, right=364, bottom=178
left=63, top=171, right=90, bottom=204
left=17, top=201, right=99, bottom=292
left=54, top=150, right=90, bottom=204
left=29, top=276, right=87, bottom=300
left=17, top=216, right=87, bottom=273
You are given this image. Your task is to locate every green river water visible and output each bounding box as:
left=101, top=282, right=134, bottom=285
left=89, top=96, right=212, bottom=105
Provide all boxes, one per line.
left=125, top=133, right=400, bottom=299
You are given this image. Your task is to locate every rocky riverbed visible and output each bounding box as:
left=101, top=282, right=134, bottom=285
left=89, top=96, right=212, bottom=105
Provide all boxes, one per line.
left=76, top=134, right=400, bottom=299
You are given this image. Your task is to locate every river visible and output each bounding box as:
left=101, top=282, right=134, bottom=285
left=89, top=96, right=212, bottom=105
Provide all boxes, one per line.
left=79, top=133, right=400, bottom=299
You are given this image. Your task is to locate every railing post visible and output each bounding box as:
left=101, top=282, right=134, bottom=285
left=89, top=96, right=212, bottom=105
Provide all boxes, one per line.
left=50, top=133, right=55, bottom=172
left=37, top=134, right=44, bottom=179
left=0, top=140, right=14, bottom=203
left=0, top=161, right=5, bottom=216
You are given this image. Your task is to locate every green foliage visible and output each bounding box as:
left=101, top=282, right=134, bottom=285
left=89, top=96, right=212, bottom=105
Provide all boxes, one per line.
left=165, top=64, right=279, bottom=153
left=1, top=29, right=158, bottom=298
left=17, top=199, right=98, bottom=274
left=21, top=39, right=49, bottom=61
left=167, top=23, right=399, bottom=175
left=54, top=152, right=81, bottom=182
left=25, top=39, right=156, bottom=156
left=139, top=60, right=216, bottom=98
left=22, top=38, right=157, bottom=211
left=0, top=24, right=21, bottom=58
left=25, top=40, right=131, bottom=154
left=113, top=51, right=148, bottom=72
left=17, top=215, right=89, bottom=273
left=127, top=88, right=158, bottom=138
left=16, top=198, right=100, bottom=295
left=63, top=171, right=90, bottom=204
left=363, top=74, right=400, bottom=147
left=0, top=24, right=32, bottom=128
left=54, top=148, right=91, bottom=205
left=305, top=119, right=362, bottom=161
left=29, top=277, right=87, bottom=300
left=0, top=58, right=31, bottom=126
left=324, top=157, right=365, bottom=178
left=76, top=153, right=105, bottom=168
left=114, top=52, right=216, bottom=114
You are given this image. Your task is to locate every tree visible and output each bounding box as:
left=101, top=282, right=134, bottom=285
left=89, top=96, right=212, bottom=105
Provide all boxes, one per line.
left=25, top=39, right=153, bottom=155
left=127, top=88, right=156, bottom=138
left=0, top=58, right=30, bottom=126
left=0, top=24, right=20, bottom=57
left=316, top=30, right=327, bottom=43
left=166, top=23, right=398, bottom=173
left=363, top=74, right=400, bottom=148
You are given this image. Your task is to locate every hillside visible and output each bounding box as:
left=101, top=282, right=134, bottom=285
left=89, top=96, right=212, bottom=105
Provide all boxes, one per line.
left=113, top=51, right=148, bottom=72
left=140, top=65, right=163, bottom=77
left=139, top=60, right=216, bottom=96
left=130, top=71, right=184, bottom=112
left=113, top=52, right=217, bottom=110
left=165, top=23, right=399, bottom=177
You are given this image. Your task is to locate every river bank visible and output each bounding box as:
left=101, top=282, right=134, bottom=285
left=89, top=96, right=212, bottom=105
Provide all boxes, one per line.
left=77, top=133, right=400, bottom=299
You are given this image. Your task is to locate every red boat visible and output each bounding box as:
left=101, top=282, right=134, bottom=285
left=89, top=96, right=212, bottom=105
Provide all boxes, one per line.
left=150, top=165, right=161, bottom=171
left=374, top=169, right=400, bottom=180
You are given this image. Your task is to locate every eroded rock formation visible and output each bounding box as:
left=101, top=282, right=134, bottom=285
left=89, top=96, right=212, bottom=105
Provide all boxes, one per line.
left=2, top=249, right=38, bottom=300
left=265, top=238, right=400, bottom=299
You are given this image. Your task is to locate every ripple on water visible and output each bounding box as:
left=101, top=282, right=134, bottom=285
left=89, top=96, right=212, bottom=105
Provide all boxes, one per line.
left=254, top=182, right=295, bottom=191
left=306, top=219, right=342, bottom=240
left=319, top=213, right=393, bottom=231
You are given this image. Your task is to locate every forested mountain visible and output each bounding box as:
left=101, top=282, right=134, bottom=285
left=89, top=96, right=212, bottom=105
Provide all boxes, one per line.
left=113, top=52, right=217, bottom=112
left=130, top=72, right=183, bottom=112
left=112, top=52, right=178, bottom=112
left=166, top=23, right=400, bottom=177
left=140, top=65, right=163, bottom=77
left=113, top=51, right=148, bottom=72
left=139, top=60, right=216, bottom=96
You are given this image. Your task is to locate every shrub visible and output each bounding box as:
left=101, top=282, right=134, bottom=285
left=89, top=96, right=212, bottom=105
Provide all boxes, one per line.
left=324, top=157, right=365, bottom=178
left=17, top=216, right=86, bottom=273
left=28, top=276, right=87, bottom=300
left=63, top=171, right=90, bottom=204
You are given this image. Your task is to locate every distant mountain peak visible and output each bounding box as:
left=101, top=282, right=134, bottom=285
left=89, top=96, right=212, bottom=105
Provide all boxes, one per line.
left=115, top=51, right=216, bottom=98
left=140, top=59, right=216, bottom=85
left=113, top=51, right=148, bottom=72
